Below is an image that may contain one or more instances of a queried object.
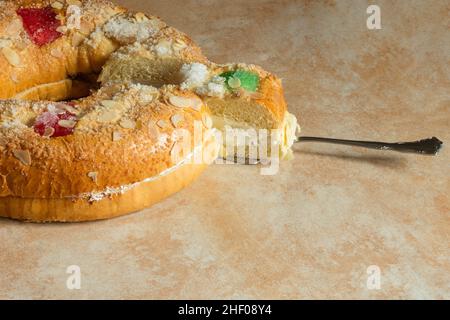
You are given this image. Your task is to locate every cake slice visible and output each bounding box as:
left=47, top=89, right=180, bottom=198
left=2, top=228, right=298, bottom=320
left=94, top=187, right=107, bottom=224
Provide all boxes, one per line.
left=180, top=62, right=300, bottom=160
left=98, top=25, right=208, bottom=87
left=98, top=18, right=299, bottom=160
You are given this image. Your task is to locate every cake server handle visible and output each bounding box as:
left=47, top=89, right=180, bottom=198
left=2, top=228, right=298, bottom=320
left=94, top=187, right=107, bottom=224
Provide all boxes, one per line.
left=295, top=136, right=443, bottom=155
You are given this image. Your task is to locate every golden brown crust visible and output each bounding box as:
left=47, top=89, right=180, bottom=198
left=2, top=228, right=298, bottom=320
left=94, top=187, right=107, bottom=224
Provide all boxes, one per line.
left=215, top=63, right=287, bottom=126
left=255, top=75, right=287, bottom=127
left=0, top=161, right=208, bottom=222
left=0, top=83, right=213, bottom=199
left=0, top=0, right=125, bottom=99
left=0, top=0, right=288, bottom=222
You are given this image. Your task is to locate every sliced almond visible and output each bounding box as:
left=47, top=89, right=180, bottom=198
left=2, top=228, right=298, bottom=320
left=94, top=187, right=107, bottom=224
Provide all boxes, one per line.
left=62, top=104, right=79, bottom=115
left=2, top=47, right=21, bottom=67
left=10, top=72, right=19, bottom=83
left=148, top=122, right=160, bottom=139
left=172, top=39, right=187, bottom=51
left=58, top=119, right=76, bottom=128
left=87, top=171, right=98, bottom=183
left=156, top=119, right=168, bottom=129
left=56, top=25, right=68, bottom=34
left=51, top=1, right=64, bottom=10
left=101, top=100, right=119, bottom=108
left=50, top=48, right=64, bottom=58
left=119, top=118, right=136, bottom=129
left=112, top=131, right=122, bottom=141
left=170, top=114, right=184, bottom=128
left=0, top=39, right=12, bottom=49
left=13, top=150, right=31, bottom=166
left=135, top=12, right=149, bottom=22
left=43, top=127, right=55, bottom=138
left=169, top=95, right=202, bottom=111
left=71, top=32, right=85, bottom=46
left=202, top=114, right=213, bottom=129
left=48, top=104, right=66, bottom=114
left=169, top=141, right=179, bottom=157
left=97, top=110, right=119, bottom=123
left=5, top=19, right=22, bottom=36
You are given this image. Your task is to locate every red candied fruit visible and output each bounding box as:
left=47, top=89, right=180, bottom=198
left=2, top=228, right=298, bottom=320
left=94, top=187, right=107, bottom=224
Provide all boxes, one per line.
left=34, top=106, right=78, bottom=138
left=16, top=7, right=62, bottom=46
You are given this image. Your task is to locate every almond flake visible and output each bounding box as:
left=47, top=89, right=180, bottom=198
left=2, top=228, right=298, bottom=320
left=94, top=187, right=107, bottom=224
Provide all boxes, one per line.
left=56, top=26, right=68, bottom=33
left=43, top=127, right=55, bottom=137
left=148, top=122, right=160, bottom=139
left=169, top=142, right=179, bottom=157
left=101, top=100, right=119, bottom=108
left=48, top=104, right=65, bottom=114
left=202, top=114, right=213, bottom=129
left=51, top=1, right=64, bottom=10
left=172, top=39, right=187, bottom=51
left=2, top=47, right=21, bottom=67
left=112, top=131, right=122, bottom=141
left=66, top=5, right=82, bottom=32
left=135, top=12, right=149, bottom=22
left=87, top=171, right=98, bottom=183
left=97, top=110, right=119, bottom=123
left=169, top=95, right=202, bottom=110
left=170, top=114, right=184, bottom=128
left=10, top=72, right=19, bottom=83
left=58, top=119, right=76, bottom=128
left=5, top=19, right=22, bottom=36
left=50, top=48, right=64, bottom=58
left=156, top=119, right=168, bottom=129
left=13, top=150, right=31, bottom=166
left=0, top=39, right=12, bottom=49
left=119, top=118, right=136, bottom=129
left=62, top=104, right=79, bottom=115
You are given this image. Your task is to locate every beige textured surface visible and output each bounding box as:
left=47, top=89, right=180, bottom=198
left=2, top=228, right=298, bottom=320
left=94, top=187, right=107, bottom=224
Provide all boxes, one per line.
left=0, top=0, right=449, bottom=299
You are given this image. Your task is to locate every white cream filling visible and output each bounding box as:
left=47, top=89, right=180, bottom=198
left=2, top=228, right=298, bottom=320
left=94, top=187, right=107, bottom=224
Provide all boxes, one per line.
left=280, top=111, right=301, bottom=160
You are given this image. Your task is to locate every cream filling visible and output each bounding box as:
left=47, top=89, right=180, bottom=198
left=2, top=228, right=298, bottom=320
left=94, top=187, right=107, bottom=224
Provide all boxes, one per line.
left=280, top=111, right=301, bottom=160
left=71, top=144, right=202, bottom=202
left=212, top=111, right=300, bottom=160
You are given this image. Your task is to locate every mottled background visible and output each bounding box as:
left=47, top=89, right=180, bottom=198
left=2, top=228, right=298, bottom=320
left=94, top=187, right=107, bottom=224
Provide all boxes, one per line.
left=1, top=0, right=449, bottom=299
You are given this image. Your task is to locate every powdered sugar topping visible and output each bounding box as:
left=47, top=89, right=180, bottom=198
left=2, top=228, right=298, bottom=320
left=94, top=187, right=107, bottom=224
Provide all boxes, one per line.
left=103, top=15, right=161, bottom=44
left=180, top=63, right=209, bottom=90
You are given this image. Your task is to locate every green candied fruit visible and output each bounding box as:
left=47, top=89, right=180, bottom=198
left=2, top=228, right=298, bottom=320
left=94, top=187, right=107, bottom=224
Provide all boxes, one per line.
left=220, top=70, right=260, bottom=92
